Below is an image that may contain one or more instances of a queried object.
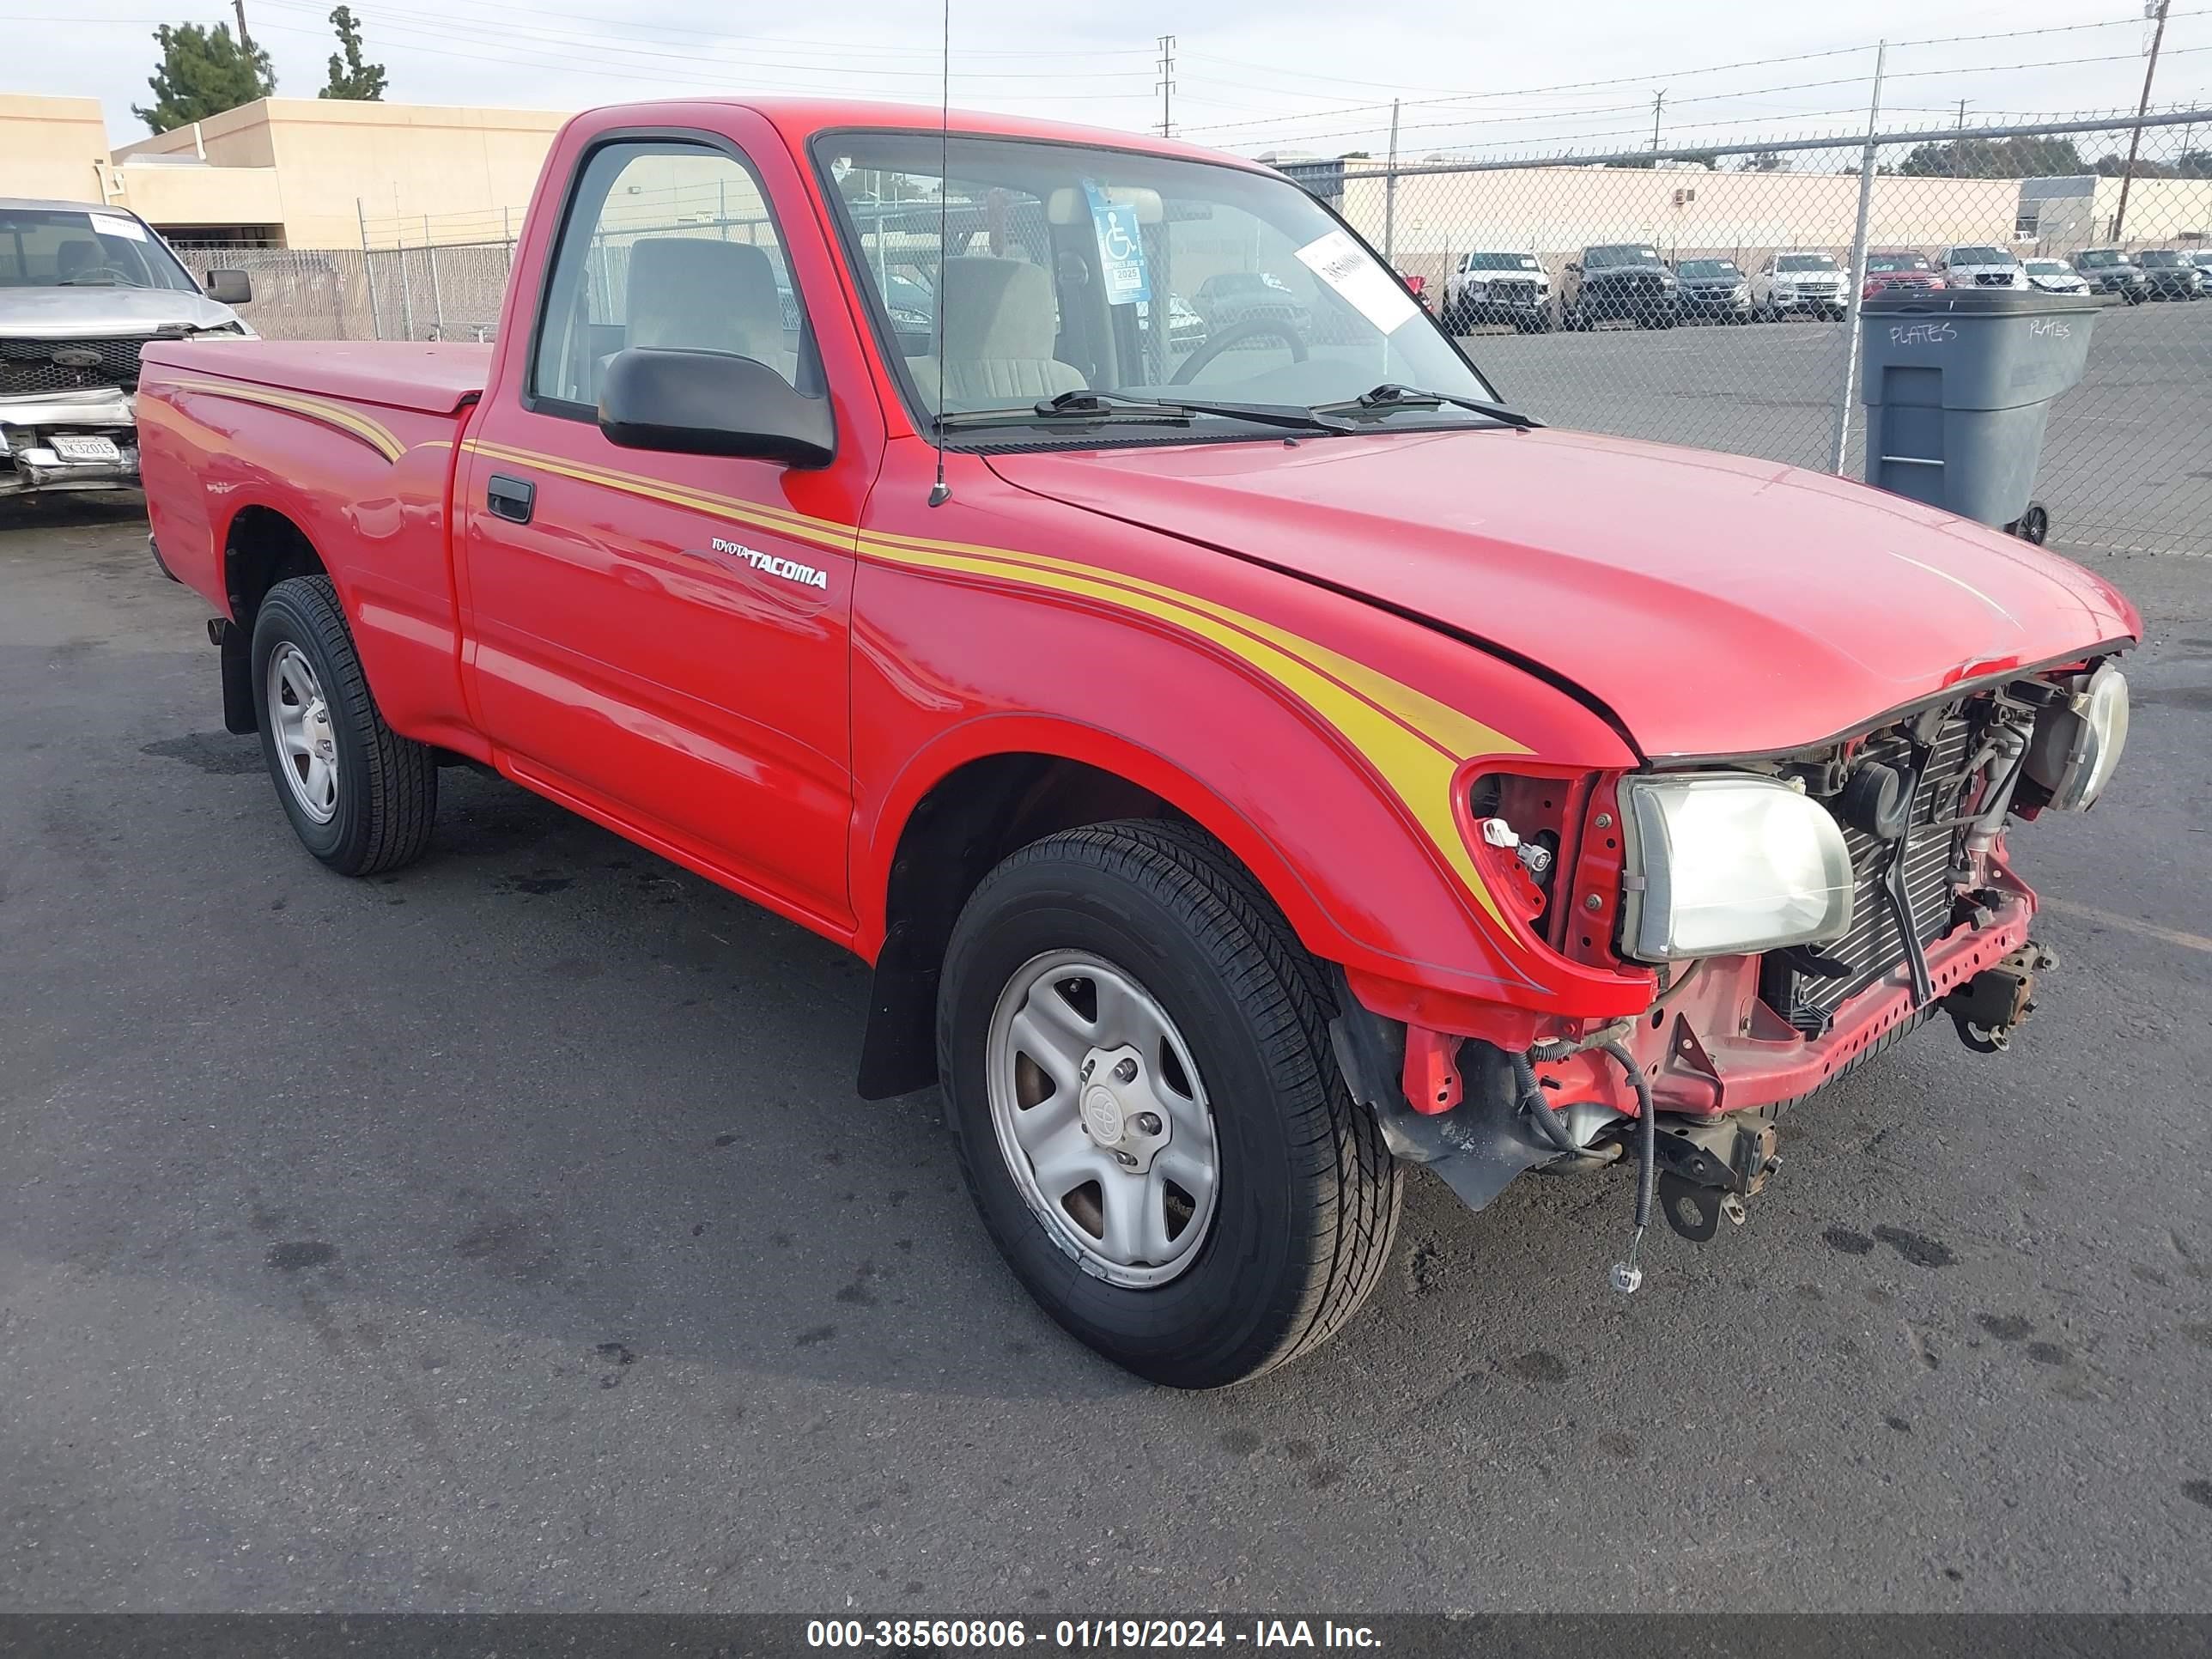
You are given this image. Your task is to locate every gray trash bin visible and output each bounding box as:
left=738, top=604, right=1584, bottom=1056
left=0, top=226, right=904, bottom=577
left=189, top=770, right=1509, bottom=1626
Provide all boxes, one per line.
left=1859, top=288, right=2098, bottom=544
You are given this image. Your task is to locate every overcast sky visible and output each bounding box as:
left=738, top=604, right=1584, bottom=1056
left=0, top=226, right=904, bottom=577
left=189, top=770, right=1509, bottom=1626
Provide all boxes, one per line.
left=27, top=0, right=2212, bottom=161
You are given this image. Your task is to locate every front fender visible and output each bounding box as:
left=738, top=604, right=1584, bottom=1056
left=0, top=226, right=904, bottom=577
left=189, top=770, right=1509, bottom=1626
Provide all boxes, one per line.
left=850, top=453, right=1654, bottom=1028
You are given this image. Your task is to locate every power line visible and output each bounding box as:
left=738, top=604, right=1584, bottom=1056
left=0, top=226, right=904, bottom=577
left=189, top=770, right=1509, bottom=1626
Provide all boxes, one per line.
left=1180, top=9, right=2212, bottom=136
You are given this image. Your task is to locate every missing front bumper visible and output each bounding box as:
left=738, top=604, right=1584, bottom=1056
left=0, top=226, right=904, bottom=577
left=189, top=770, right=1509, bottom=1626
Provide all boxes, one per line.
left=1, top=390, right=139, bottom=497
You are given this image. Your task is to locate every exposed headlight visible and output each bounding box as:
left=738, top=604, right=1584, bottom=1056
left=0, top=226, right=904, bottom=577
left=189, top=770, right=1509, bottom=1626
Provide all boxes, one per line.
left=2025, top=663, right=2129, bottom=811
left=1618, top=775, right=1855, bottom=961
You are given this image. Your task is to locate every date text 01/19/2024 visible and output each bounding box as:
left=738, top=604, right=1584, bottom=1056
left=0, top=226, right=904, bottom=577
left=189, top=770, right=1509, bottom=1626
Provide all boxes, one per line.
left=804, top=1619, right=1383, bottom=1649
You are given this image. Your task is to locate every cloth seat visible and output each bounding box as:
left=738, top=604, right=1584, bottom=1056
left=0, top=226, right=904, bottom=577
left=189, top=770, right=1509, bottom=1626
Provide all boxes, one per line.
left=908, top=256, right=1085, bottom=412
left=623, top=237, right=795, bottom=383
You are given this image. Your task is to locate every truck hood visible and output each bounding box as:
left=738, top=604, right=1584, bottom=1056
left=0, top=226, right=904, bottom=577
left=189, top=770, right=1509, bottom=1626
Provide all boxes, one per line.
left=988, top=428, right=2138, bottom=759
left=0, top=286, right=242, bottom=338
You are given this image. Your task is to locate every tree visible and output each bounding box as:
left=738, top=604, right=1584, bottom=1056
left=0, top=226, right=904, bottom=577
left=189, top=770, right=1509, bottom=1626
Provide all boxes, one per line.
left=320, top=6, right=387, bottom=101
left=1735, top=149, right=1787, bottom=173
left=134, top=21, right=275, bottom=133
left=1898, top=136, right=2087, bottom=179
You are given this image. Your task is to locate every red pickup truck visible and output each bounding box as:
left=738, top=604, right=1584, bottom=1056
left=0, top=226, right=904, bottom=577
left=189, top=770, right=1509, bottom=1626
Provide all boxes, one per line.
left=137, top=98, right=2136, bottom=1387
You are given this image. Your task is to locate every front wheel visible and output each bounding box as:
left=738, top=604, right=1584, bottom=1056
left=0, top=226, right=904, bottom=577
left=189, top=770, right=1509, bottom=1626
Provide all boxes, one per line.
left=938, top=821, right=1401, bottom=1389
left=251, top=575, right=437, bottom=875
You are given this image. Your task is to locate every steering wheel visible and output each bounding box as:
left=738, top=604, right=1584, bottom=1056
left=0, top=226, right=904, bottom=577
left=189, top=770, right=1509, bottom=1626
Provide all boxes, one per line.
left=62, top=262, right=135, bottom=286
left=1170, top=318, right=1308, bottom=386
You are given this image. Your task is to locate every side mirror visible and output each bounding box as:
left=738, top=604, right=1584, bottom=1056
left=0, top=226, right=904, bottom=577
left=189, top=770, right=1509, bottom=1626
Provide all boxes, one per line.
left=599, top=348, right=835, bottom=467
left=204, top=269, right=252, bottom=305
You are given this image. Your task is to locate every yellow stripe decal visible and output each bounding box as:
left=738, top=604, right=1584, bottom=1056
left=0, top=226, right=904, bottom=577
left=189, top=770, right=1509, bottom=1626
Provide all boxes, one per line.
left=167, top=376, right=407, bottom=464
left=456, top=438, right=1528, bottom=927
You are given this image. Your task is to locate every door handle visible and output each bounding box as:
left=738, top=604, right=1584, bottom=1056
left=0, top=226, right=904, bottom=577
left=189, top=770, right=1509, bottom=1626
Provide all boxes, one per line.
left=487, top=473, right=535, bottom=525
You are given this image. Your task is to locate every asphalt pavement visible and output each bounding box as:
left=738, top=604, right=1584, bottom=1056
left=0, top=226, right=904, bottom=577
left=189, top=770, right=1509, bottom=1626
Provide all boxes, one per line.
left=3, top=495, right=2209, bottom=1613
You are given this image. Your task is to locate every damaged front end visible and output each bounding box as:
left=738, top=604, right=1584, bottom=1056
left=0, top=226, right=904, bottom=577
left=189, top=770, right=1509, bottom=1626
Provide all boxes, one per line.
left=1334, top=657, right=2126, bottom=1287
left=0, top=386, right=140, bottom=497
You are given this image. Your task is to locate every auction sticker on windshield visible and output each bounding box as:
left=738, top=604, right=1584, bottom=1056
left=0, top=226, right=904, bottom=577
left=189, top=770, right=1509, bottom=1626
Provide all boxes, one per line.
left=1294, top=228, right=1419, bottom=334
left=94, top=215, right=149, bottom=240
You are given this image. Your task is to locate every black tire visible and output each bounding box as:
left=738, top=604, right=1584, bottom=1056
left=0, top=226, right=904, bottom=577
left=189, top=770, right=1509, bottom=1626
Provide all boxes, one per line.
left=938, top=819, right=1401, bottom=1389
left=250, top=574, right=437, bottom=876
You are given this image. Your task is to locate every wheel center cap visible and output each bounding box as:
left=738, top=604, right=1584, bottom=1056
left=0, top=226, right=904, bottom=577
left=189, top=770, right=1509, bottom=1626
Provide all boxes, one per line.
left=1081, top=1085, right=1127, bottom=1146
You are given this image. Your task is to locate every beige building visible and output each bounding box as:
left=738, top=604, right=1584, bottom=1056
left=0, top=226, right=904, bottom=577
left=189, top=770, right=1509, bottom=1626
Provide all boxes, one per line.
left=1, top=94, right=110, bottom=202
left=111, top=98, right=571, bottom=247
left=1, top=92, right=569, bottom=248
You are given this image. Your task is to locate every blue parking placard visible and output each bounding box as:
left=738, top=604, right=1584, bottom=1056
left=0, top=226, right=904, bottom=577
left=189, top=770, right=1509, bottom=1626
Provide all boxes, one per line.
left=1084, top=180, right=1152, bottom=307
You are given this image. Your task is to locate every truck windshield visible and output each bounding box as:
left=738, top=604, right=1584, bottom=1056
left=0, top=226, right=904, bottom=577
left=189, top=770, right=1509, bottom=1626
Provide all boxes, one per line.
left=815, top=131, right=1498, bottom=432
left=0, top=208, right=199, bottom=291
left=1949, top=247, right=2013, bottom=266
left=1465, top=252, right=1540, bottom=271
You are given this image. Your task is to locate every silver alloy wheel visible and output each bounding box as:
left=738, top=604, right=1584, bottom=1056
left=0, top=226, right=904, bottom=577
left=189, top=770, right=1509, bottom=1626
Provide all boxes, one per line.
left=985, top=950, right=1220, bottom=1289
left=267, top=641, right=339, bottom=824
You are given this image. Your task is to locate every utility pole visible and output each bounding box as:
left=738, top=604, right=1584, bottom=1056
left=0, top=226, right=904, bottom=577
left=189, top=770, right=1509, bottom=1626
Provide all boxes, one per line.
left=1831, top=40, right=1887, bottom=477
left=234, top=0, right=254, bottom=54
left=2115, top=0, right=2172, bottom=243
left=1383, top=99, right=1401, bottom=264
left=1954, top=99, right=1969, bottom=130
left=1651, top=88, right=1665, bottom=153
left=1155, top=34, right=1176, bottom=138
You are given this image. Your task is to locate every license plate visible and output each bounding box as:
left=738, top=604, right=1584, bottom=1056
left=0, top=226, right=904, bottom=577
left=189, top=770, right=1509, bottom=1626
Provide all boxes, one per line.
left=52, top=434, right=121, bottom=464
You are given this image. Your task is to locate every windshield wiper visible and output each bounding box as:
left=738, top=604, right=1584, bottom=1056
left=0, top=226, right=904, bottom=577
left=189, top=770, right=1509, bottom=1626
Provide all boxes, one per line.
left=938, top=388, right=1352, bottom=435
left=1309, top=382, right=1541, bottom=430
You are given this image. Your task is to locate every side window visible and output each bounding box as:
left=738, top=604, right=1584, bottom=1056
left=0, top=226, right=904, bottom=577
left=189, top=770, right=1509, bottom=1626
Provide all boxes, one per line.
left=531, top=138, right=811, bottom=414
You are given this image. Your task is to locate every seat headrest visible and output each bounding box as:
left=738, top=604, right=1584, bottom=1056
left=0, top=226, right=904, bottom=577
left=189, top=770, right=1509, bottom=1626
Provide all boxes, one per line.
left=940, top=257, right=1059, bottom=362
left=626, top=237, right=785, bottom=359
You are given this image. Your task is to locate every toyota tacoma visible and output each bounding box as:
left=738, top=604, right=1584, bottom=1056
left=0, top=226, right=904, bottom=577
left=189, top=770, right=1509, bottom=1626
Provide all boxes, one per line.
left=135, top=99, right=2136, bottom=1388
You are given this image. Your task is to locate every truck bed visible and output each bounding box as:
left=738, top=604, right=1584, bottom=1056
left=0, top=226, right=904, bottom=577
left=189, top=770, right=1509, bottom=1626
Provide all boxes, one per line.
left=136, top=338, right=490, bottom=759
left=138, top=339, right=490, bottom=415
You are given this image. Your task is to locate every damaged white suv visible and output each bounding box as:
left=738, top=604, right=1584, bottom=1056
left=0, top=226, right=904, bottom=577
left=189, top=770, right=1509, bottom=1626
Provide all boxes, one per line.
left=1, top=198, right=254, bottom=500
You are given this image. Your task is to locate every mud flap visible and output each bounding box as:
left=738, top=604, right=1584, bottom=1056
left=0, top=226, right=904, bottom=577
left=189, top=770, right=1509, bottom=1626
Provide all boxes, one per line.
left=210, top=618, right=256, bottom=735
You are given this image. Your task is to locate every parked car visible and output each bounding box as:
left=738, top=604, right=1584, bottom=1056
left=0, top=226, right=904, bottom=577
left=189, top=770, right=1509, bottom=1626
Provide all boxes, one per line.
left=2135, top=248, right=2203, bottom=301
left=1192, top=270, right=1311, bottom=338
left=1561, top=243, right=1678, bottom=329
left=1443, top=250, right=1553, bottom=332
left=133, top=100, right=2138, bottom=1389
left=0, top=196, right=255, bottom=500
left=2072, top=246, right=2149, bottom=302
left=1752, top=251, right=1848, bottom=320
left=1398, top=270, right=1432, bottom=313
left=2191, top=250, right=2212, bottom=285
left=1932, top=245, right=2028, bottom=290
left=1861, top=250, right=1944, bottom=301
left=2022, top=258, right=2089, bottom=296
left=1671, top=258, right=1751, bottom=322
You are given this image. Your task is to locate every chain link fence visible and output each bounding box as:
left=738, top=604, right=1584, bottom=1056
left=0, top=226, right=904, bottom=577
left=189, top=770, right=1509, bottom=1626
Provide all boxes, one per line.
left=1323, top=109, right=2212, bottom=554
left=179, top=109, right=2211, bottom=553
left=170, top=240, right=519, bottom=343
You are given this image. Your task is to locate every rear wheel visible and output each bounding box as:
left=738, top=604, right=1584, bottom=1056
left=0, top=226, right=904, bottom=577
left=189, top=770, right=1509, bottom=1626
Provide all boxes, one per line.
left=250, top=575, right=437, bottom=876
left=938, top=820, right=1401, bottom=1389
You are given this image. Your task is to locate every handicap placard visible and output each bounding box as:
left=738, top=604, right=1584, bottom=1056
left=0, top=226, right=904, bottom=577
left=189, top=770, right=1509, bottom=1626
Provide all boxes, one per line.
left=1084, top=180, right=1152, bottom=307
